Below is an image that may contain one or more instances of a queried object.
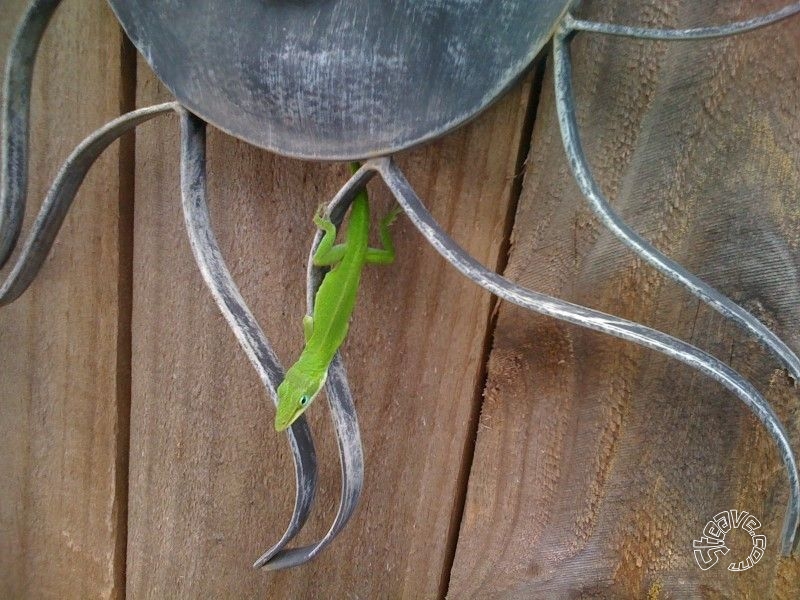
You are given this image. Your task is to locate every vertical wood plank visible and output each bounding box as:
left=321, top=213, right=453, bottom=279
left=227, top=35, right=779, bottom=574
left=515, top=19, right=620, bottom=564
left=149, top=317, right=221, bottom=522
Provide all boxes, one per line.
left=449, top=1, right=800, bottom=597
left=126, top=57, right=534, bottom=596
left=0, top=1, right=131, bottom=598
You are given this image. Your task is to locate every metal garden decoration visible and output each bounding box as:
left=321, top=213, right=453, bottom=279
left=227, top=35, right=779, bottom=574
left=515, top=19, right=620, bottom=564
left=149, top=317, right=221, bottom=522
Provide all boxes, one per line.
left=3, top=0, right=800, bottom=571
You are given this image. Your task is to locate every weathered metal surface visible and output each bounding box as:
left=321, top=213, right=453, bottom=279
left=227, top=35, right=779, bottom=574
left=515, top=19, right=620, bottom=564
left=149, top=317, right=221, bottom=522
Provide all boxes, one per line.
left=355, top=157, right=800, bottom=555
left=106, top=0, right=571, bottom=159
left=179, top=109, right=367, bottom=570
left=1, top=102, right=174, bottom=306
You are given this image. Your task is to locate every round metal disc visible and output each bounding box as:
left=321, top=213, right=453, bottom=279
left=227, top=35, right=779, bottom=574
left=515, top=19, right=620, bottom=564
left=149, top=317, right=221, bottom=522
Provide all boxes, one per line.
left=108, top=0, right=570, bottom=159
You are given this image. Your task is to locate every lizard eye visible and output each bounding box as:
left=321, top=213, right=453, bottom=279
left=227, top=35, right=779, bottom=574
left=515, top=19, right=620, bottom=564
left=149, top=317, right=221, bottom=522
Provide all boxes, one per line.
left=300, top=395, right=309, bottom=406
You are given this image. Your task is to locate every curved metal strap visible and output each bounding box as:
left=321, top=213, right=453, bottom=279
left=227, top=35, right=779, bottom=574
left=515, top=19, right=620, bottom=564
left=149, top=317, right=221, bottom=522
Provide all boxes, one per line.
left=178, top=110, right=318, bottom=567
left=257, top=167, right=366, bottom=570
left=550, top=29, right=800, bottom=383
left=0, top=102, right=176, bottom=306
left=360, top=157, right=799, bottom=554
left=1, top=0, right=63, bottom=267
left=565, top=2, right=800, bottom=40
left=258, top=355, right=363, bottom=570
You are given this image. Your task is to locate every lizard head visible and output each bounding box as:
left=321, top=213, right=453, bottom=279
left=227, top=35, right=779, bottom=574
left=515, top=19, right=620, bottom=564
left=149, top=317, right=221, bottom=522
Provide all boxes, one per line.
left=274, top=365, right=326, bottom=431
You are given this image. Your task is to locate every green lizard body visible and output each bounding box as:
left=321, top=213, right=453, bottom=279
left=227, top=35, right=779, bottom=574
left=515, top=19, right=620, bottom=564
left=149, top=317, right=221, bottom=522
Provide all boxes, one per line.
left=274, top=165, right=399, bottom=431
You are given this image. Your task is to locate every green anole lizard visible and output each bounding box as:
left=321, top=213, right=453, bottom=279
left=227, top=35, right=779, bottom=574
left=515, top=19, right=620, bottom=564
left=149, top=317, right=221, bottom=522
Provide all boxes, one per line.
left=274, top=163, right=400, bottom=431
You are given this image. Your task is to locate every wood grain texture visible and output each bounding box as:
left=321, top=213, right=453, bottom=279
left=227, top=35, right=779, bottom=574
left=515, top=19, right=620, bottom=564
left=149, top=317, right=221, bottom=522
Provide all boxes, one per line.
left=126, top=58, right=534, bottom=596
left=449, top=1, right=800, bottom=598
left=0, top=1, right=132, bottom=598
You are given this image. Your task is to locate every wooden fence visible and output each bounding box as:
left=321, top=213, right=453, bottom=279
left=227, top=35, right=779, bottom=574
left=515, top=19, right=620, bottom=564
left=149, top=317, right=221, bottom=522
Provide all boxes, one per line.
left=2, top=0, right=800, bottom=597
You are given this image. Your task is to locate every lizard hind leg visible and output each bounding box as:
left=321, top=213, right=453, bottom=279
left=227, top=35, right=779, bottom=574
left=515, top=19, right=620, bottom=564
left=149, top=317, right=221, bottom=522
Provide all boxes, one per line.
left=312, top=212, right=346, bottom=266
left=303, top=314, right=314, bottom=342
left=365, top=204, right=403, bottom=265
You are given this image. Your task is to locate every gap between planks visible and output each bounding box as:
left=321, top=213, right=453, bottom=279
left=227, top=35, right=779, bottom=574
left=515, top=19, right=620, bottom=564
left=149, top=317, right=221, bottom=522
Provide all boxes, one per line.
left=113, top=28, right=138, bottom=600
left=438, top=55, right=551, bottom=600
